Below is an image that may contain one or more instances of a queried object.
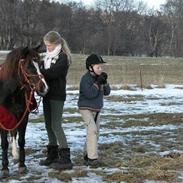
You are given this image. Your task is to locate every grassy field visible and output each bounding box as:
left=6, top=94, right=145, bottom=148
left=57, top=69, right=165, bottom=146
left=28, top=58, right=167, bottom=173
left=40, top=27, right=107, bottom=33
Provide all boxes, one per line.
left=1, top=53, right=183, bottom=86
left=68, top=54, right=183, bottom=87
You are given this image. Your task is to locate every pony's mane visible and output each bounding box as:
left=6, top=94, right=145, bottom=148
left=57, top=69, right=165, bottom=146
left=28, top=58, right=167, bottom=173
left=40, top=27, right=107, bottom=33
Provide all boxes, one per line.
left=0, top=48, right=22, bottom=81
left=0, top=47, right=39, bottom=81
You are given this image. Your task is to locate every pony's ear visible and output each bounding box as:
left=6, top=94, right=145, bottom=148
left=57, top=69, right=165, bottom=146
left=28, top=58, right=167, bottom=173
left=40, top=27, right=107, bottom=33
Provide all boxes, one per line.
left=21, top=46, right=29, bottom=59
left=33, top=43, right=41, bottom=51
left=33, top=41, right=46, bottom=53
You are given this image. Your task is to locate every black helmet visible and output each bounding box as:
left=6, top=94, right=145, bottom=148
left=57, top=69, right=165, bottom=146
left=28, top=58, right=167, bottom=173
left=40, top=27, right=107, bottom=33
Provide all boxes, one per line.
left=86, top=54, right=106, bottom=70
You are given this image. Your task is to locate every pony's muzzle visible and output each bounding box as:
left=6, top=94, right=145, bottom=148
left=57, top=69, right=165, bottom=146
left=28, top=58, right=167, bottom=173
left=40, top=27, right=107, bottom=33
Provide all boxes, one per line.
left=37, top=82, right=49, bottom=97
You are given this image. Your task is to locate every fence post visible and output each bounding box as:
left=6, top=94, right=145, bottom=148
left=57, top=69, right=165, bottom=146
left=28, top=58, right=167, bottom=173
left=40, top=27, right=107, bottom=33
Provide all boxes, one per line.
left=139, top=64, right=143, bottom=90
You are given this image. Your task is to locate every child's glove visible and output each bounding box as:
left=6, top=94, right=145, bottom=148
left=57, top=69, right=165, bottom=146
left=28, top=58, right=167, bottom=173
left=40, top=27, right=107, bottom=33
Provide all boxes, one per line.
left=96, top=72, right=108, bottom=85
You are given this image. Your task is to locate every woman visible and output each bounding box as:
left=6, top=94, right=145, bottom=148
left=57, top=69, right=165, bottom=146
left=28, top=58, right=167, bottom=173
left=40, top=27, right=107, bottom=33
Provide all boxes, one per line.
left=39, top=31, right=72, bottom=170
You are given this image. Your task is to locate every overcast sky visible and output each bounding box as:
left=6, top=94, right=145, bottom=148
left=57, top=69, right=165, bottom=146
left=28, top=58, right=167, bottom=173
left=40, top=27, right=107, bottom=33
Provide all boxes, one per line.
left=142, top=0, right=166, bottom=9
left=53, top=0, right=166, bottom=10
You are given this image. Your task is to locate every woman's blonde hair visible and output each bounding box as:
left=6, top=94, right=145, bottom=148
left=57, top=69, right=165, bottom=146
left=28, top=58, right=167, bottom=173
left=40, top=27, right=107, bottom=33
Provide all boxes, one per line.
left=43, top=31, right=72, bottom=64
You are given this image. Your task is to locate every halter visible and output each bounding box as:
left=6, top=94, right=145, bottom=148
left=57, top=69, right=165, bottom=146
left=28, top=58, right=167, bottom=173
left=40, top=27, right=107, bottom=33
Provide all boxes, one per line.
left=18, top=59, right=43, bottom=91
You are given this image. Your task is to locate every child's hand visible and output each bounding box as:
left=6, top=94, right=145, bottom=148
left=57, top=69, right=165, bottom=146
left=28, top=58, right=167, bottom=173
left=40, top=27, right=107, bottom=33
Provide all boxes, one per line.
left=101, top=72, right=108, bottom=80
left=96, top=72, right=108, bottom=85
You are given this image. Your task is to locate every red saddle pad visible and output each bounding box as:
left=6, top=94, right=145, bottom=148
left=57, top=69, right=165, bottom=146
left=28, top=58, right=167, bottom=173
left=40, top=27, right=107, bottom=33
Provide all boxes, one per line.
left=0, top=105, right=17, bottom=130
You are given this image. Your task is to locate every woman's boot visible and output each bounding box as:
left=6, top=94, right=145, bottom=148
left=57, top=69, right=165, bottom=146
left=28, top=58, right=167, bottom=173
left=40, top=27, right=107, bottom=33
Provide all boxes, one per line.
left=40, top=145, right=58, bottom=166
left=50, top=148, right=73, bottom=170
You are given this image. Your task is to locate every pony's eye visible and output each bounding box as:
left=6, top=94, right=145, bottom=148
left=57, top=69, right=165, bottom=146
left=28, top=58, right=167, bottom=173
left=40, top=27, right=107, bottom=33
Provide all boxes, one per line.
left=33, top=57, right=39, bottom=62
left=26, top=63, right=37, bottom=73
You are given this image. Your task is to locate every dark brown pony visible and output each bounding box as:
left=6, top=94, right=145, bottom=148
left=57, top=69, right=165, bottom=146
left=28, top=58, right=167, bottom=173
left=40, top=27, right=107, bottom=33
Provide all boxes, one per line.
left=0, top=47, right=48, bottom=178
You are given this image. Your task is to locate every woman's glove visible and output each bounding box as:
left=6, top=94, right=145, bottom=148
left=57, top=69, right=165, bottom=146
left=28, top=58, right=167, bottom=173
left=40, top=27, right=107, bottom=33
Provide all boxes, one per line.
left=96, top=72, right=108, bottom=85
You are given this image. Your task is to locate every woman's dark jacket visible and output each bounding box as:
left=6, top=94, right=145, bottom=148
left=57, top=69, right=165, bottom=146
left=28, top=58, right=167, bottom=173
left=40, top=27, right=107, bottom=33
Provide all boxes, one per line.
left=40, top=51, right=69, bottom=101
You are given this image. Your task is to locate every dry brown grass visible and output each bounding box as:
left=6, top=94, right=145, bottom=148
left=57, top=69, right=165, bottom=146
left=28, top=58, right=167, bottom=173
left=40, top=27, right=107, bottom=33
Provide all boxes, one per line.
left=68, top=54, right=183, bottom=86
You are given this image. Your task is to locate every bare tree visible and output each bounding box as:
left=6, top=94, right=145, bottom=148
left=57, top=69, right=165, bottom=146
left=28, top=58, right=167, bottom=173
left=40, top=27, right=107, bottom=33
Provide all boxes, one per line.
left=0, top=0, right=179, bottom=57
left=162, top=0, right=183, bottom=57
left=0, top=0, right=20, bottom=49
left=143, top=12, right=169, bottom=57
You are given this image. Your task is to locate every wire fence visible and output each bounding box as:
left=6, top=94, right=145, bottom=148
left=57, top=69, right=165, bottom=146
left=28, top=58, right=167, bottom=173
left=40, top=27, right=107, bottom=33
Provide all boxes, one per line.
left=68, top=62, right=183, bottom=88
left=1, top=52, right=183, bottom=87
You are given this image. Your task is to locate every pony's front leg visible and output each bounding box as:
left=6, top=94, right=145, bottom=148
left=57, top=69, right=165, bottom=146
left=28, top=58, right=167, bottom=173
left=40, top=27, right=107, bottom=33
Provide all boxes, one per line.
left=10, top=130, right=19, bottom=162
left=18, top=115, right=28, bottom=174
left=0, top=129, right=9, bottom=178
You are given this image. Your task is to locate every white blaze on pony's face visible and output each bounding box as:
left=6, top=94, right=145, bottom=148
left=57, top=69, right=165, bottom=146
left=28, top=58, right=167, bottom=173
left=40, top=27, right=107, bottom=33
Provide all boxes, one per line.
left=32, top=61, right=49, bottom=96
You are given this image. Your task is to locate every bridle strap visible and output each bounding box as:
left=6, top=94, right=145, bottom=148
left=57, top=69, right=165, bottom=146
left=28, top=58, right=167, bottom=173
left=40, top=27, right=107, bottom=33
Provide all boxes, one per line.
left=18, top=60, right=43, bottom=91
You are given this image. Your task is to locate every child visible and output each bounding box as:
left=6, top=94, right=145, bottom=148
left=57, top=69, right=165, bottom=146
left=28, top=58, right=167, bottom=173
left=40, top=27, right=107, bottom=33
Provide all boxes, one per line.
left=78, top=53, right=111, bottom=167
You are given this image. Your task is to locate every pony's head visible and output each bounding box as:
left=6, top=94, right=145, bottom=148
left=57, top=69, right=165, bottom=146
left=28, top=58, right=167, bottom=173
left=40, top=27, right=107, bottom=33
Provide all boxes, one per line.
left=0, top=47, right=48, bottom=96
left=19, top=47, right=49, bottom=96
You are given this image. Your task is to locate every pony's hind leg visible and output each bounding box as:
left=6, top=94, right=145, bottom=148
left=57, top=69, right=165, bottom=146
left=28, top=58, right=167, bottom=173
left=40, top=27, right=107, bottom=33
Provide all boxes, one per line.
left=17, top=115, right=28, bottom=174
left=0, top=129, right=9, bottom=178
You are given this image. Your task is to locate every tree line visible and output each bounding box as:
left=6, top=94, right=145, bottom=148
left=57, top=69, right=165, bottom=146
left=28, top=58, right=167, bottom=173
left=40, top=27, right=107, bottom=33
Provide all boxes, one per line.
left=0, top=0, right=183, bottom=57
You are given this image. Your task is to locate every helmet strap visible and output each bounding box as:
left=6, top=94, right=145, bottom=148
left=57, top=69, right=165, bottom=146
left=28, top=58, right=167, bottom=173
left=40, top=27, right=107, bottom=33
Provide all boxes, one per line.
left=89, top=66, right=97, bottom=76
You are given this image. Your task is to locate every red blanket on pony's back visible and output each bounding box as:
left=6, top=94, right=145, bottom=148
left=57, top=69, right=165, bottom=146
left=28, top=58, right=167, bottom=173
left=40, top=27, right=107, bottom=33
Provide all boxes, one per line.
left=0, top=95, right=37, bottom=131
left=0, top=106, right=17, bottom=130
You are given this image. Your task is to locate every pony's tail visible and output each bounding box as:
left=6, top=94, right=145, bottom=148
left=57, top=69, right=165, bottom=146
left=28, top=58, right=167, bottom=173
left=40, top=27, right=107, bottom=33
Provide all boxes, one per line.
left=61, top=37, right=72, bottom=65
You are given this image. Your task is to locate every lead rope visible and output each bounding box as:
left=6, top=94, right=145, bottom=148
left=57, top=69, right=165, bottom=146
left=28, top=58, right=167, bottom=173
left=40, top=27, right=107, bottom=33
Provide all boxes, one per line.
left=30, top=96, right=42, bottom=114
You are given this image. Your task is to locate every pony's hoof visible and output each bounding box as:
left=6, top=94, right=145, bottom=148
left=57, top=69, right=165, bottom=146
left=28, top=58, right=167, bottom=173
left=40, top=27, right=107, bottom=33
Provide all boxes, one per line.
left=19, top=166, right=27, bottom=174
left=1, top=169, right=9, bottom=178
left=13, top=159, right=19, bottom=164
